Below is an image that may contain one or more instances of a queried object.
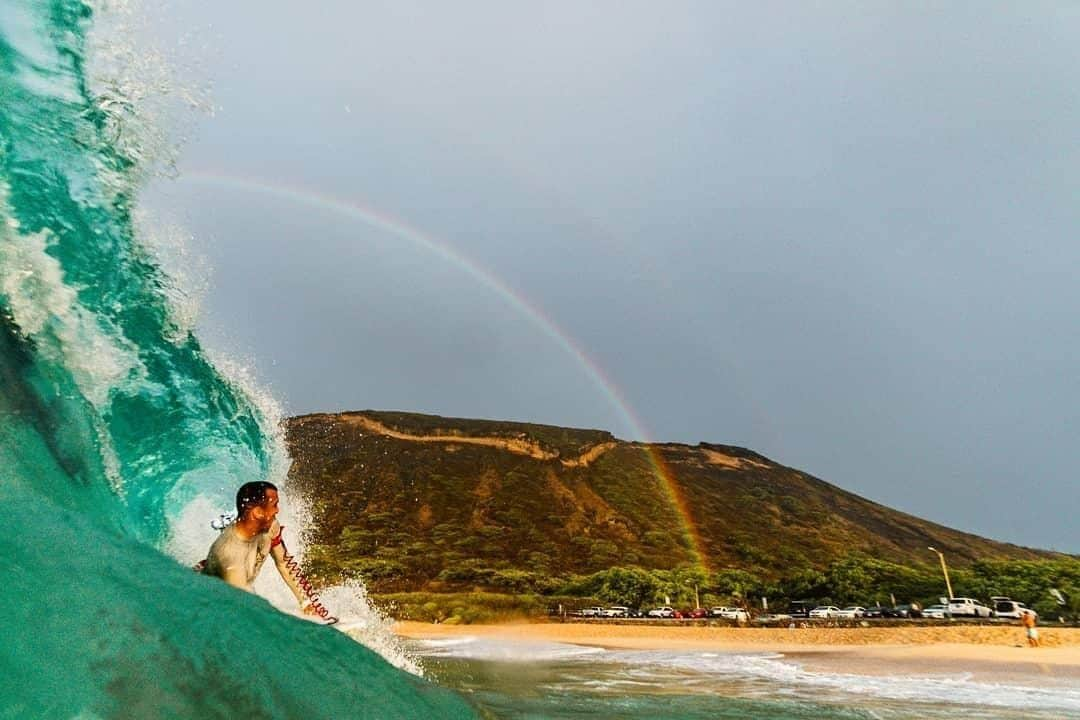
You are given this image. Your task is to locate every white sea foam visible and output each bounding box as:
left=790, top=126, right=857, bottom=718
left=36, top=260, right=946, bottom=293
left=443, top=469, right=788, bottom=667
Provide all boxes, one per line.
left=415, top=636, right=480, bottom=649
left=599, top=648, right=1080, bottom=713
left=323, top=582, right=423, bottom=676
left=411, top=636, right=1080, bottom=714
left=0, top=220, right=147, bottom=411
left=0, top=2, right=84, bottom=104
left=415, top=636, right=607, bottom=662
left=85, top=0, right=214, bottom=187
left=0, top=189, right=140, bottom=493
left=131, top=208, right=209, bottom=343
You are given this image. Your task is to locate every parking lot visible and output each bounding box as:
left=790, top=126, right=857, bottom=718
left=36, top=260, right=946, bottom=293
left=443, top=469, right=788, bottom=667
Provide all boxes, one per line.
left=556, top=601, right=1072, bottom=627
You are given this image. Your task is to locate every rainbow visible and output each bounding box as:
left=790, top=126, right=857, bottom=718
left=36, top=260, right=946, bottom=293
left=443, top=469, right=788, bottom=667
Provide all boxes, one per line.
left=173, top=170, right=709, bottom=572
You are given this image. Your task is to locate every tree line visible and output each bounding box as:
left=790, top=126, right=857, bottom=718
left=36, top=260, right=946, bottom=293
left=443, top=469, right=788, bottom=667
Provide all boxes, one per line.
left=561, top=556, right=1079, bottom=619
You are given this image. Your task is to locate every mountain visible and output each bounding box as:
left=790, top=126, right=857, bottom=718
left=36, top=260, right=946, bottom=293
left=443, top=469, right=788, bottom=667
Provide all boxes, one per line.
left=284, top=410, right=1056, bottom=594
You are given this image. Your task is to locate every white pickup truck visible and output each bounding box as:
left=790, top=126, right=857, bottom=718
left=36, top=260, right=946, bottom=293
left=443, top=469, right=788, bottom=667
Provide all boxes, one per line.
left=992, top=597, right=1037, bottom=619
left=948, top=597, right=992, bottom=617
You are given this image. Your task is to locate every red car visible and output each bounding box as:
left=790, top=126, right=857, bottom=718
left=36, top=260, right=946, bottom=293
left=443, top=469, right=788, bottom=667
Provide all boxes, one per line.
left=678, top=608, right=708, bottom=619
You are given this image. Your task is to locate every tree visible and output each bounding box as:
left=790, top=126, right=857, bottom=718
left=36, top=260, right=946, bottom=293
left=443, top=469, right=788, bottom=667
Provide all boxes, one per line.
left=596, top=567, right=663, bottom=609
left=778, top=568, right=828, bottom=603
left=711, top=569, right=763, bottom=605
left=660, top=565, right=708, bottom=607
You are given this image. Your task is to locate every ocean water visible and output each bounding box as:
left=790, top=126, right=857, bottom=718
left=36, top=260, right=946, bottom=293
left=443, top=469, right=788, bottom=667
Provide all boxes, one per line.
left=0, top=2, right=471, bottom=717
left=412, top=636, right=1080, bottom=719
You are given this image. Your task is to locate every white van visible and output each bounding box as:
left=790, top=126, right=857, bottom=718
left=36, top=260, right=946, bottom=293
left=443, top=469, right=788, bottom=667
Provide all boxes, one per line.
left=948, top=597, right=992, bottom=617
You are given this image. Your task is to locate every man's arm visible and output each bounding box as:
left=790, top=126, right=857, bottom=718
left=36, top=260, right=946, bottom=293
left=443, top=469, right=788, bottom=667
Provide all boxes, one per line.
left=267, top=526, right=315, bottom=613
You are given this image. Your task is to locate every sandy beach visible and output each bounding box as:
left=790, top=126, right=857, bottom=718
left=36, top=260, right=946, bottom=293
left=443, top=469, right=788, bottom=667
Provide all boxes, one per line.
left=396, top=621, right=1080, bottom=683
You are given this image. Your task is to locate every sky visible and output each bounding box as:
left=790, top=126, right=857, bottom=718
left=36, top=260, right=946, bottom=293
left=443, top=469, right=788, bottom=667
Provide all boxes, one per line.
left=134, top=2, right=1078, bottom=552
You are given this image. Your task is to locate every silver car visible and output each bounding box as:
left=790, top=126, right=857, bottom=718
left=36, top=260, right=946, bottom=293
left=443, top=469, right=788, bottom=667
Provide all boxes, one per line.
left=809, top=606, right=840, bottom=618
left=923, top=604, right=948, bottom=619
left=836, top=606, right=866, bottom=619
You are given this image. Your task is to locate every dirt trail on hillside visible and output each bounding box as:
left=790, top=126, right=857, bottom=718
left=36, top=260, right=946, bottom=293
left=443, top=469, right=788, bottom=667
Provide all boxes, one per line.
left=344, top=414, right=616, bottom=467
left=562, top=442, right=617, bottom=467
left=702, top=448, right=770, bottom=469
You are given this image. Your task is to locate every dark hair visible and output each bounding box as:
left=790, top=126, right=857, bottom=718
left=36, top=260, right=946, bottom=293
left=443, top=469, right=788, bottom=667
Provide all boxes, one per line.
left=236, top=481, right=278, bottom=517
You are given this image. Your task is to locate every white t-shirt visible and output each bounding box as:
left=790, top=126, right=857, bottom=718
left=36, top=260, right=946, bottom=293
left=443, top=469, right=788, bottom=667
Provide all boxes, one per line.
left=202, top=520, right=305, bottom=606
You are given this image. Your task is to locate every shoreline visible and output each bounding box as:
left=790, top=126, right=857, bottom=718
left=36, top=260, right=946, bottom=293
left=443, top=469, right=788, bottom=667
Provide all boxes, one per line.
left=395, top=621, right=1080, bottom=682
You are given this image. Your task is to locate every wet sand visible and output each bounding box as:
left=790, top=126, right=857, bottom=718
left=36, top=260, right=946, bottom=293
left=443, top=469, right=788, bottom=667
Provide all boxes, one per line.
left=395, top=621, right=1080, bottom=682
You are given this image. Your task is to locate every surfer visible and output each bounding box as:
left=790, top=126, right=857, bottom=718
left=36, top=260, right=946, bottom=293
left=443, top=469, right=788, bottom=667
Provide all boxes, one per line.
left=201, top=481, right=318, bottom=616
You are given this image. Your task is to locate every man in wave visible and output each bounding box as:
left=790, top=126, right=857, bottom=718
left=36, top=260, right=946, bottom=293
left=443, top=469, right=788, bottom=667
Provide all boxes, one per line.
left=201, top=481, right=318, bottom=616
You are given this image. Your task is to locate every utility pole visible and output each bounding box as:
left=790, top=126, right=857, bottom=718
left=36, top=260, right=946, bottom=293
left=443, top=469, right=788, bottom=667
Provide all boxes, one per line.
left=927, top=546, right=954, bottom=599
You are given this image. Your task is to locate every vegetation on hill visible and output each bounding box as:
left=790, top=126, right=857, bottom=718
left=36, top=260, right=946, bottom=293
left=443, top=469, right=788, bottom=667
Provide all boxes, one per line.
left=285, top=411, right=1075, bottom=621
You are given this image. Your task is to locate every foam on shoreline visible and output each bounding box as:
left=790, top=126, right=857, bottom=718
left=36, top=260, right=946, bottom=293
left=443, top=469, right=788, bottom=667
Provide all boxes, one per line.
left=396, top=621, right=1080, bottom=671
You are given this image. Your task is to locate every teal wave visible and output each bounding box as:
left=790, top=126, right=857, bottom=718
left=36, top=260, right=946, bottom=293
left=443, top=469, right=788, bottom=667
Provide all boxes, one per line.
left=0, top=2, right=472, bottom=716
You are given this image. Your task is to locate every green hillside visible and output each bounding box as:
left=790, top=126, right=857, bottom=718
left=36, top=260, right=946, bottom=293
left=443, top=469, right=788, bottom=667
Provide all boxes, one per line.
left=284, top=410, right=1062, bottom=609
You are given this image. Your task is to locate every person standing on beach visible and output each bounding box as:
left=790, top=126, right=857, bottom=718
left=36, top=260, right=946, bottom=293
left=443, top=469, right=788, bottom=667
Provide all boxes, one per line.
left=1021, top=610, right=1040, bottom=647
left=200, top=481, right=317, bottom=616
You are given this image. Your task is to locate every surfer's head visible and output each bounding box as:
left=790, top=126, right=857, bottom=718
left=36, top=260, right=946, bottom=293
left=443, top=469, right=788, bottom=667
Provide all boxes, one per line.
left=236, top=481, right=279, bottom=531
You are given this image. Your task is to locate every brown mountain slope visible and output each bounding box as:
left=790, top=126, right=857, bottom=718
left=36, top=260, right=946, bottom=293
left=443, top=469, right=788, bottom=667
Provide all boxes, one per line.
left=284, top=410, right=1056, bottom=592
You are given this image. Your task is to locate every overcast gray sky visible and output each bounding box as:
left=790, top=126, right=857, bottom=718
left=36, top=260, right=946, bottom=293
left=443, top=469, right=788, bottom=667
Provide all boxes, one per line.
left=138, top=1, right=1079, bottom=552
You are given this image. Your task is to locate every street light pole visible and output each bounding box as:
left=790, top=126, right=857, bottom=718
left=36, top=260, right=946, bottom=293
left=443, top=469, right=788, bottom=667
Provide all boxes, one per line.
left=684, top=580, right=701, bottom=610
left=927, top=546, right=954, bottom=600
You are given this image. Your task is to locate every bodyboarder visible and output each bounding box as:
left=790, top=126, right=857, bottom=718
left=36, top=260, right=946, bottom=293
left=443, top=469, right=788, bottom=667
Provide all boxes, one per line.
left=200, top=481, right=319, bottom=617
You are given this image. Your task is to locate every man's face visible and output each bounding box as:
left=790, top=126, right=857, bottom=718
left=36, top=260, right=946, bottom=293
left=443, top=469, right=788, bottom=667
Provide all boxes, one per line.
left=254, top=488, right=280, bottom=531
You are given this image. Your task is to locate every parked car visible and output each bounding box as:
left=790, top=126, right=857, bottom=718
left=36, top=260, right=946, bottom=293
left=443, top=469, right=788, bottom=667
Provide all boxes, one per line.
left=578, top=606, right=605, bottom=617
left=648, top=606, right=676, bottom=618
left=786, top=601, right=817, bottom=618
left=809, top=606, right=840, bottom=618
left=603, top=606, right=629, bottom=618
left=864, top=605, right=890, bottom=618
left=753, top=613, right=792, bottom=624
left=710, top=606, right=750, bottom=622
left=886, top=603, right=922, bottom=618
left=836, top=606, right=866, bottom=619
left=948, top=597, right=992, bottom=618
left=992, top=599, right=1037, bottom=620
left=923, top=604, right=948, bottom=619
left=685, top=607, right=709, bottom=619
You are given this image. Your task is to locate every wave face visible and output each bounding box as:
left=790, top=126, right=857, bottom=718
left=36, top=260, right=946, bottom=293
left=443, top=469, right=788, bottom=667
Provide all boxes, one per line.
left=0, top=2, right=471, bottom=717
